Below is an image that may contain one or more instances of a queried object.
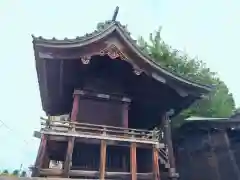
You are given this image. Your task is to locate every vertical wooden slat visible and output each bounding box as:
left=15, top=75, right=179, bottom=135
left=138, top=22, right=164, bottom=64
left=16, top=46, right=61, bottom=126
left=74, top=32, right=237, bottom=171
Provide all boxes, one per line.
left=122, top=103, right=129, bottom=128
left=223, top=130, right=240, bottom=179
left=207, top=130, right=221, bottom=180
left=42, top=59, right=48, bottom=102
left=32, top=134, right=47, bottom=177
left=130, top=142, right=137, bottom=180
left=152, top=145, right=160, bottom=180
left=59, top=60, right=64, bottom=97
left=63, top=137, right=75, bottom=177
left=99, top=140, right=107, bottom=180
left=122, top=154, right=127, bottom=172
left=71, top=94, right=79, bottom=121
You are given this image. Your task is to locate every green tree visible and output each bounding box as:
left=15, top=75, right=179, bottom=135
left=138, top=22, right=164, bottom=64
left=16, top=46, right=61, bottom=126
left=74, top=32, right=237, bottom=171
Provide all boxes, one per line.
left=138, top=27, right=235, bottom=126
left=0, top=169, right=25, bottom=177
left=12, top=170, right=19, bottom=176
left=1, top=169, right=9, bottom=175
left=2, top=169, right=9, bottom=175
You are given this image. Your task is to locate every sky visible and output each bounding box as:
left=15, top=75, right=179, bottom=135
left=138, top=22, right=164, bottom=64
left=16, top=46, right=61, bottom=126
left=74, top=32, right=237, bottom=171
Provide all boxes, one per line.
left=0, top=0, right=240, bottom=171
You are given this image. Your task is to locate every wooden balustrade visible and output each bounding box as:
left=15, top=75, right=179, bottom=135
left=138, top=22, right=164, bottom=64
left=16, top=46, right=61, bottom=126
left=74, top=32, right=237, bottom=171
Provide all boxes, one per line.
left=36, top=117, right=163, bottom=179
left=40, top=117, right=162, bottom=144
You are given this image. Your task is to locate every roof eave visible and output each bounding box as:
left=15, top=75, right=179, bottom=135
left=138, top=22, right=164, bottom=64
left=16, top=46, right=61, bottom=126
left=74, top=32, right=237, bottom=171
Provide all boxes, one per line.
left=32, top=22, right=213, bottom=94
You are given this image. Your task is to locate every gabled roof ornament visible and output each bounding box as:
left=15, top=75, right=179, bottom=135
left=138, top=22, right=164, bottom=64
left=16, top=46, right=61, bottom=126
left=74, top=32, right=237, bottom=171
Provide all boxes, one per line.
left=112, top=6, right=119, bottom=21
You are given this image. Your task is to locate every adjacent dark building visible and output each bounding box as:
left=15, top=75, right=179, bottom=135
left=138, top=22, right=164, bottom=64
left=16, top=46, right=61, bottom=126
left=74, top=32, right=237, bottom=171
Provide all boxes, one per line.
left=174, top=114, right=240, bottom=180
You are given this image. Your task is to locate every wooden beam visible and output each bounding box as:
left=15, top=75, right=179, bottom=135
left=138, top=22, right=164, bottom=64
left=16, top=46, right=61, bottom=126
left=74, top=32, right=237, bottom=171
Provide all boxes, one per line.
left=152, top=145, right=160, bottom=180
left=32, top=135, right=47, bottom=177
left=41, top=130, right=163, bottom=146
left=130, top=142, right=137, bottom=180
left=99, top=140, right=107, bottom=179
left=39, top=168, right=153, bottom=179
left=39, top=168, right=63, bottom=176
left=63, top=137, right=75, bottom=177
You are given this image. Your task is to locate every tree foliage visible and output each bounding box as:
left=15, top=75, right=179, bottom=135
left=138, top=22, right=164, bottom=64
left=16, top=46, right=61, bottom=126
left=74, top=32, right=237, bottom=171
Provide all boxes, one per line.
left=0, top=169, right=27, bottom=177
left=1, top=170, right=9, bottom=175
left=138, top=27, right=236, bottom=125
left=12, top=170, right=19, bottom=176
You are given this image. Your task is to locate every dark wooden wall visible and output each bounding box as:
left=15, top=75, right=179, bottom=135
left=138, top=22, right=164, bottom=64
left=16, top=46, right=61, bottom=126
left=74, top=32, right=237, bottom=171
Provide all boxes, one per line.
left=173, top=122, right=240, bottom=180
left=77, top=98, right=124, bottom=127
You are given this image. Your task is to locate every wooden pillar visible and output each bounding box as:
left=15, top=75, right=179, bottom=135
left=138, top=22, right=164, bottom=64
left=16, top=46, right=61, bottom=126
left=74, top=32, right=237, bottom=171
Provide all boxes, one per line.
left=130, top=142, right=137, bottom=180
left=152, top=145, right=160, bottom=180
left=32, top=134, right=47, bottom=177
left=63, top=137, right=75, bottom=177
left=99, top=140, right=107, bottom=180
left=163, top=112, right=177, bottom=179
left=71, top=93, right=79, bottom=121
left=42, top=150, right=50, bottom=168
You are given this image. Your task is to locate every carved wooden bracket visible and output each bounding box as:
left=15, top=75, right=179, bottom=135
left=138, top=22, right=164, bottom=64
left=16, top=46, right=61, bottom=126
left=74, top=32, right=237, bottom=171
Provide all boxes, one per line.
left=133, top=68, right=143, bottom=76
left=80, top=44, right=143, bottom=77
left=80, top=44, right=128, bottom=65
left=99, top=44, right=128, bottom=60
left=81, top=56, right=91, bottom=64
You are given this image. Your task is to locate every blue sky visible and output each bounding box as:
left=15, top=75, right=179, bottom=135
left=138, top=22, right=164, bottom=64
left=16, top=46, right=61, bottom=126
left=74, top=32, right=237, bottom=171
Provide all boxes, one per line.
left=0, top=0, right=239, bottom=171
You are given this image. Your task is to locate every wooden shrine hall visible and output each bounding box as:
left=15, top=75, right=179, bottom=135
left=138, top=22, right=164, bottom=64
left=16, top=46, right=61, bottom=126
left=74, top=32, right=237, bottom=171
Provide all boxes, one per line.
left=31, top=8, right=212, bottom=180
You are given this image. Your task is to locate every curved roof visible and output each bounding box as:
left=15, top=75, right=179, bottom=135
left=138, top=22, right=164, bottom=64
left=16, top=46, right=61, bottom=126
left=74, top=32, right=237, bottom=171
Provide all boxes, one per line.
left=32, top=20, right=212, bottom=96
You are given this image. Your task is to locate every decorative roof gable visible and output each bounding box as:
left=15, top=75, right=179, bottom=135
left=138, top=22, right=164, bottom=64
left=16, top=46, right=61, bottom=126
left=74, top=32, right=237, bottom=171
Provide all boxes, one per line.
left=32, top=20, right=212, bottom=95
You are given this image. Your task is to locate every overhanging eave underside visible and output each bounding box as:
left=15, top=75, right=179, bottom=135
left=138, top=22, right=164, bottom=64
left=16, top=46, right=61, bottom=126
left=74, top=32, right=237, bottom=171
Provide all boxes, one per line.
left=32, top=21, right=212, bottom=94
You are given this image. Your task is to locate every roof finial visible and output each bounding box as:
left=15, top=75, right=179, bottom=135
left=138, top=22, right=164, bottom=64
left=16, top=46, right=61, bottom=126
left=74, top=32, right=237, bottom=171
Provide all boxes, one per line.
left=112, top=6, right=119, bottom=21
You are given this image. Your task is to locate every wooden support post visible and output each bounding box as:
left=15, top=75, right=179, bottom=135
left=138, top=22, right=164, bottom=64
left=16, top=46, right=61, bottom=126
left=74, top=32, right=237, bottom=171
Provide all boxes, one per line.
left=42, top=150, right=50, bottom=168
left=130, top=142, right=137, bottom=180
left=32, top=135, right=47, bottom=177
left=99, top=140, right=107, bottom=180
left=63, top=137, right=75, bottom=178
left=163, top=112, right=178, bottom=179
left=71, top=93, right=79, bottom=121
left=152, top=145, right=160, bottom=180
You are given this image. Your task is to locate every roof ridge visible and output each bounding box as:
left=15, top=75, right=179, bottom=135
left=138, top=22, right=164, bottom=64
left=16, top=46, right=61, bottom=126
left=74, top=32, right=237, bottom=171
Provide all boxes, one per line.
left=31, top=20, right=117, bottom=42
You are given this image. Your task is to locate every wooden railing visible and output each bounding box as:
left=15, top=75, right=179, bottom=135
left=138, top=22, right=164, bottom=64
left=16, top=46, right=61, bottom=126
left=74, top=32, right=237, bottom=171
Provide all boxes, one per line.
left=35, top=117, right=169, bottom=179
left=40, top=117, right=162, bottom=144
